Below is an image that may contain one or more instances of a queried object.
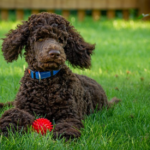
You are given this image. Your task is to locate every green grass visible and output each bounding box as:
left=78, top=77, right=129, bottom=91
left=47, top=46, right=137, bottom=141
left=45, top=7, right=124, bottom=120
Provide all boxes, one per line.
left=0, top=17, right=150, bottom=149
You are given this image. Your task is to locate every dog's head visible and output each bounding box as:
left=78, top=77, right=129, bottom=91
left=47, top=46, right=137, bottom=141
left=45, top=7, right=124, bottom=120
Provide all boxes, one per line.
left=2, top=12, right=95, bottom=71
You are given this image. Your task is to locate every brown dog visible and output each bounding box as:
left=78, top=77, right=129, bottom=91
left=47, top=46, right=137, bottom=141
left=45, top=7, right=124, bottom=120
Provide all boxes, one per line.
left=0, top=12, right=120, bottom=140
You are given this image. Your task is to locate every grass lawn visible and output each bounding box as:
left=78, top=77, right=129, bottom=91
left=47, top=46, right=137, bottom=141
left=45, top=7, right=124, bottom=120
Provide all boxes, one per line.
left=0, top=16, right=150, bottom=149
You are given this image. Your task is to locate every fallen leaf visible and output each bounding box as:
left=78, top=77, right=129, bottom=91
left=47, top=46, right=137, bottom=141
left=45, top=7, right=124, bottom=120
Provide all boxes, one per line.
left=115, top=87, right=119, bottom=91
left=126, top=71, right=131, bottom=74
left=115, top=74, right=119, bottom=78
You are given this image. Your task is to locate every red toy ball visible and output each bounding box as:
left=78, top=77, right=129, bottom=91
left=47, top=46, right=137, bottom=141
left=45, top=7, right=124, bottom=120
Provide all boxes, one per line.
left=32, top=118, right=53, bottom=135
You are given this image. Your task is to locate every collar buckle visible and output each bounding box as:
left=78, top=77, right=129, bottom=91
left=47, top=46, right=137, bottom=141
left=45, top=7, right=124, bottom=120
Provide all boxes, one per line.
left=38, top=72, right=41, bottom=80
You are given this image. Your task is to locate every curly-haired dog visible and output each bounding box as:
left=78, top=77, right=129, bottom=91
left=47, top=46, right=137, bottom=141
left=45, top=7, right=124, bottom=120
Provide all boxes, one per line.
left=0, top=12, right=120, bottom=140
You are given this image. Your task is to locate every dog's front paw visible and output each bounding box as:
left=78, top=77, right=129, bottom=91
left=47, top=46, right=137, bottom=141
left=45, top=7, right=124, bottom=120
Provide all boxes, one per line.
left=53, top=122, right=81, bottom=141
left=0, top=108, right=35, bottom=136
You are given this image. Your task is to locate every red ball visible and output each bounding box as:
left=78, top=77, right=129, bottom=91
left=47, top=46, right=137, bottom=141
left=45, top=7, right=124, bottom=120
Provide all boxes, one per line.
left=32, top=118, right=53, bottom=135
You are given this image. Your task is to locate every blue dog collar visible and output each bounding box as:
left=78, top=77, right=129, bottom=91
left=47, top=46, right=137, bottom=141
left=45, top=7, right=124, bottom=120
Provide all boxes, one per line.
left=28, top=69, right=60, bottom=80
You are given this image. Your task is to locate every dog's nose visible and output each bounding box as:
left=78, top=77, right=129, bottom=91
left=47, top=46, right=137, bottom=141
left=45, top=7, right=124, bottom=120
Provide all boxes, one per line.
left=49, top=50, right=60, bottom=58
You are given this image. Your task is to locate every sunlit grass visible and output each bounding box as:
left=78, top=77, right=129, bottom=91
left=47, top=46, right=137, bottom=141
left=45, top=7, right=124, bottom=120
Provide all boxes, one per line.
left=0, top=17, right=150, bottom=149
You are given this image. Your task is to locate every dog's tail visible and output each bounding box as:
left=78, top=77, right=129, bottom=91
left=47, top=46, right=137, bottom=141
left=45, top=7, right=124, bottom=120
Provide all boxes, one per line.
left=0, top=101, right=14, bottom=109
left=108, top=97, right=121, bottom=108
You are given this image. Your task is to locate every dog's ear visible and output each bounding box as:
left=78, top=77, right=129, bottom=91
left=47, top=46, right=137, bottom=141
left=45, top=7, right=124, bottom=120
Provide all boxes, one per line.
left=2, top=21, right=29, bottom=62
left=65, top=26, right=95, bottom=69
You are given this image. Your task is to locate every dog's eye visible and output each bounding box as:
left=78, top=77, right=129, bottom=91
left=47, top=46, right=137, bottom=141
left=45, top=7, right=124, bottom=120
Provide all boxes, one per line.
left=38, top=38, right=44, bottom=42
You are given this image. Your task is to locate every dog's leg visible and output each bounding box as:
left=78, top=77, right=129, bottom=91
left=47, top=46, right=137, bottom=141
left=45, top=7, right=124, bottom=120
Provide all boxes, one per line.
left=108, top=97, right=121, bottom=108
left=0, top=108, right=35, bottom=136
left=0, top=101, right=14, bottom=109
left=53, top=118, right=84, bottom=141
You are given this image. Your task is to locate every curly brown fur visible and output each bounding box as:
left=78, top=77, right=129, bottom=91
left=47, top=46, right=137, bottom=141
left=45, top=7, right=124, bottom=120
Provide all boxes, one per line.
left=0, top=108, right=34, bottom=136
left=0, top=12, right=120, bottom=140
